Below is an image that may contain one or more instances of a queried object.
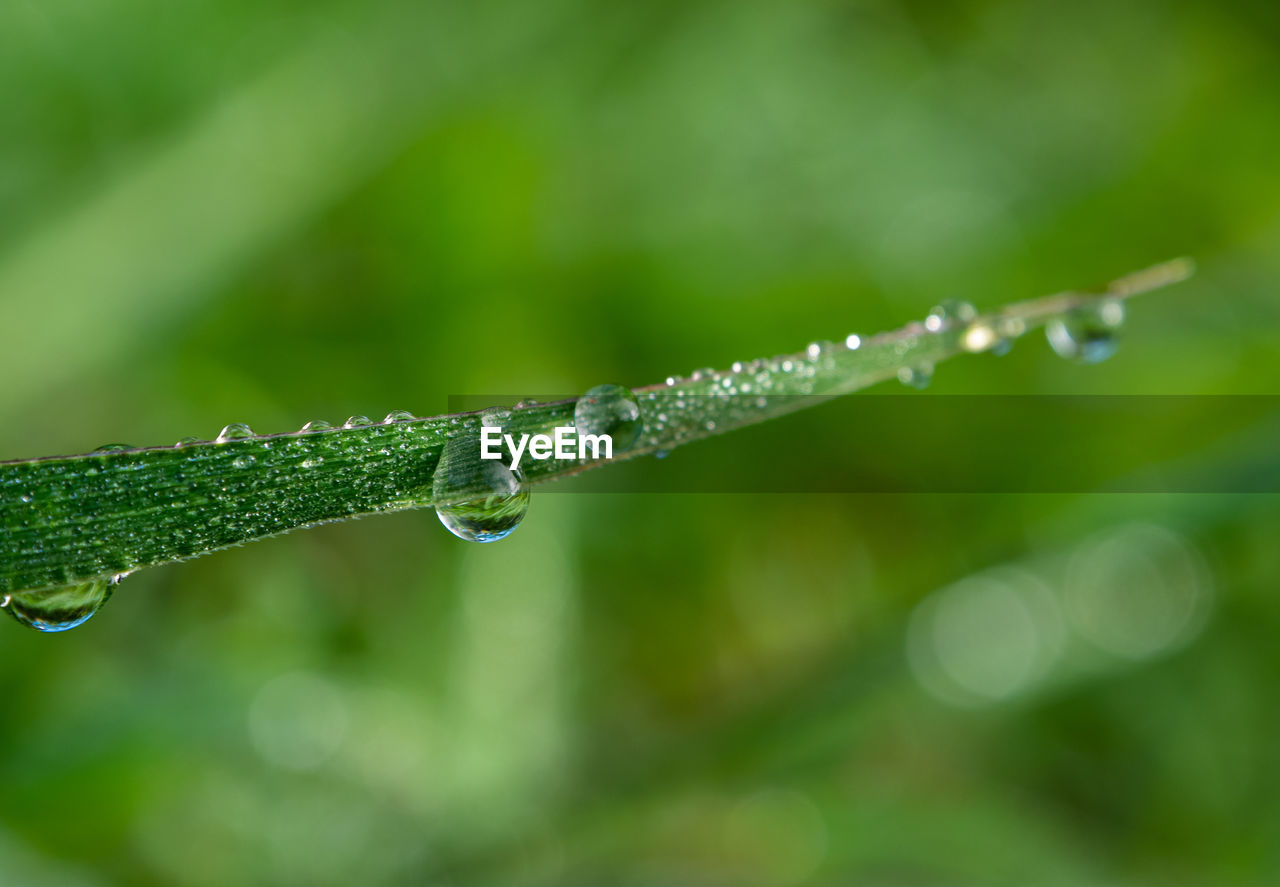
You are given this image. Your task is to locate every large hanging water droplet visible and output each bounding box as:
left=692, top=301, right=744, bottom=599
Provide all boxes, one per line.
left=217, top=423, right=256, bottom=442
left=574, top=384, right=642, bottom=451
left=1046, top=299, right=1126, bottom=364
left=3, top=579, right=114, bottom=632
left=432, top=435, right=529, bottom=543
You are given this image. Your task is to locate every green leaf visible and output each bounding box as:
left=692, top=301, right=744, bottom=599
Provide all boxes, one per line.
left=0, top=259, right=1192, bottom=596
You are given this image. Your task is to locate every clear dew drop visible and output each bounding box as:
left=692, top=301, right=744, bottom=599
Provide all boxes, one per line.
left=383, top=410, right=416, bottom=423
left=574, top=384, right=642, bottom=451
left=690, top=367, right=716, bottom=381
left=845, top=333, right=862, bottom=350
left=232, top=454, right=256, bottom=469
left=3, top=578, right=115, bottom=632
left=805, top=340, right=835, bottom=360
left=514, top=399, right=540, bottom=409
left=299, top=420, right=333, bottom=433
left=898, top=363, right=934, bottom=390
left=217, top=423, right=256, bottom=442
left=432, top=435, right=529, bottom=543
left=95, top=443, right=133, bottom=452
left=344, top=416, right=373, bottom=428
left=173, top=436, right=203, bottom=447
left=926, top=299, right=978, bottom=332
left=480, top=407, right=511, bottom=429
left=1046, top=298, right=1126, bottom=364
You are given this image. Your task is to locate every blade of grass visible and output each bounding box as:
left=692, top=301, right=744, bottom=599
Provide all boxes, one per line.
left=0, top=259, right=1192, bottom=594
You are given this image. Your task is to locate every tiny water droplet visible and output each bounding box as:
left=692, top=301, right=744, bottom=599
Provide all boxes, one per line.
left=433, top=435, right=529, bottom=543
left=806, top=341, right=834, bottom=360
left=845, top=333, right=862, bottom=350
left=173, top=437, right=203, bottom=447
left=300, top=420, right=333, bottom=433
left=383, top=410, right=416, bottom=423
left=300, top=457, right=323, bottom=469
left=691, top=367, right=716, bottom=381
left=961, top=322, right=1002, bottom=353
left=704, top=420, right=717, bottom=431
left=514, top=399, right=540, bottom=410
left=344, top=416, right=373, bottom=428
left=1046, top=299, right=1125, bottom=364
left=898, top=363, right=934, bottom=390
left=217, top=424, right=255, bottom=442
left=95, top=443, right=133, bottom=452
left=232, top=454, right=256, bottom=469
left=664, top=377, right=678, bottom=387
left=3, top=579, right=113, bottom=632
left=731, top=361, right=745, bottom=373
left=574, top=384, right=642, bottom=451
left=654, top=449, right=670, bottom=460
left=19, top=493, right=33, bottom=503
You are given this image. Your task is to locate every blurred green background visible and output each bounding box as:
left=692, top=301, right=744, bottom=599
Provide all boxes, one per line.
left=2, top=0, right=1279, bottom=884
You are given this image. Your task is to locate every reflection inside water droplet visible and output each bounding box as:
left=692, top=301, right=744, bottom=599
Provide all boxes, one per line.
left=433, top=435, right=530, bottom=543
left=3, top=578, right=115, bottom=632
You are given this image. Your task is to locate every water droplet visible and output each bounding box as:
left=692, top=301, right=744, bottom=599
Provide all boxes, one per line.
left=926, top=299, right=978, bottom=333
left=232, top=454, right=256, bottom=469
left=731, top=361, right=745, bottom=373
left=664, top=377, right=678, bottom=387
left=691, top=367, right=716, bottom=381
left=705, top=420, right=717, bottom=431
left=383, top=410, right=416, bottom=423
left=654, top=449, right=670, bottom=460
left=961, top=322, right=1001, bottom=353
left=19, top=493, right=33, bottom=504
left=514, top=399, right=540, bottom=410
left=805, top=341, right=834, bottom=360
left=343, top=416, right=373, bottom=428
left=217, top=424, right=255, bottom=442
left=574, top=384, right=641, bottom=451
left=300, top=457, right=323, bottom=469
left=480, top=407, right=511, bottom=429
left=3, top=579, right=114, bottom=632
left=173, top=437, right=203, bottom=447
left=299, top=420, right=333, bottom=433
left=898, top=363, right=934, bottom=390
left=433, top=435, right=529, bottom=543
left=1046, top=299, right=1125, bottom=364
left=94, top=443, right=133, bottom=452
left=845, top=334, right=862, bottom=350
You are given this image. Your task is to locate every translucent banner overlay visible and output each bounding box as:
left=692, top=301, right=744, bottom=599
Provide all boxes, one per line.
left=445, top=395, right=1280, bottom=493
